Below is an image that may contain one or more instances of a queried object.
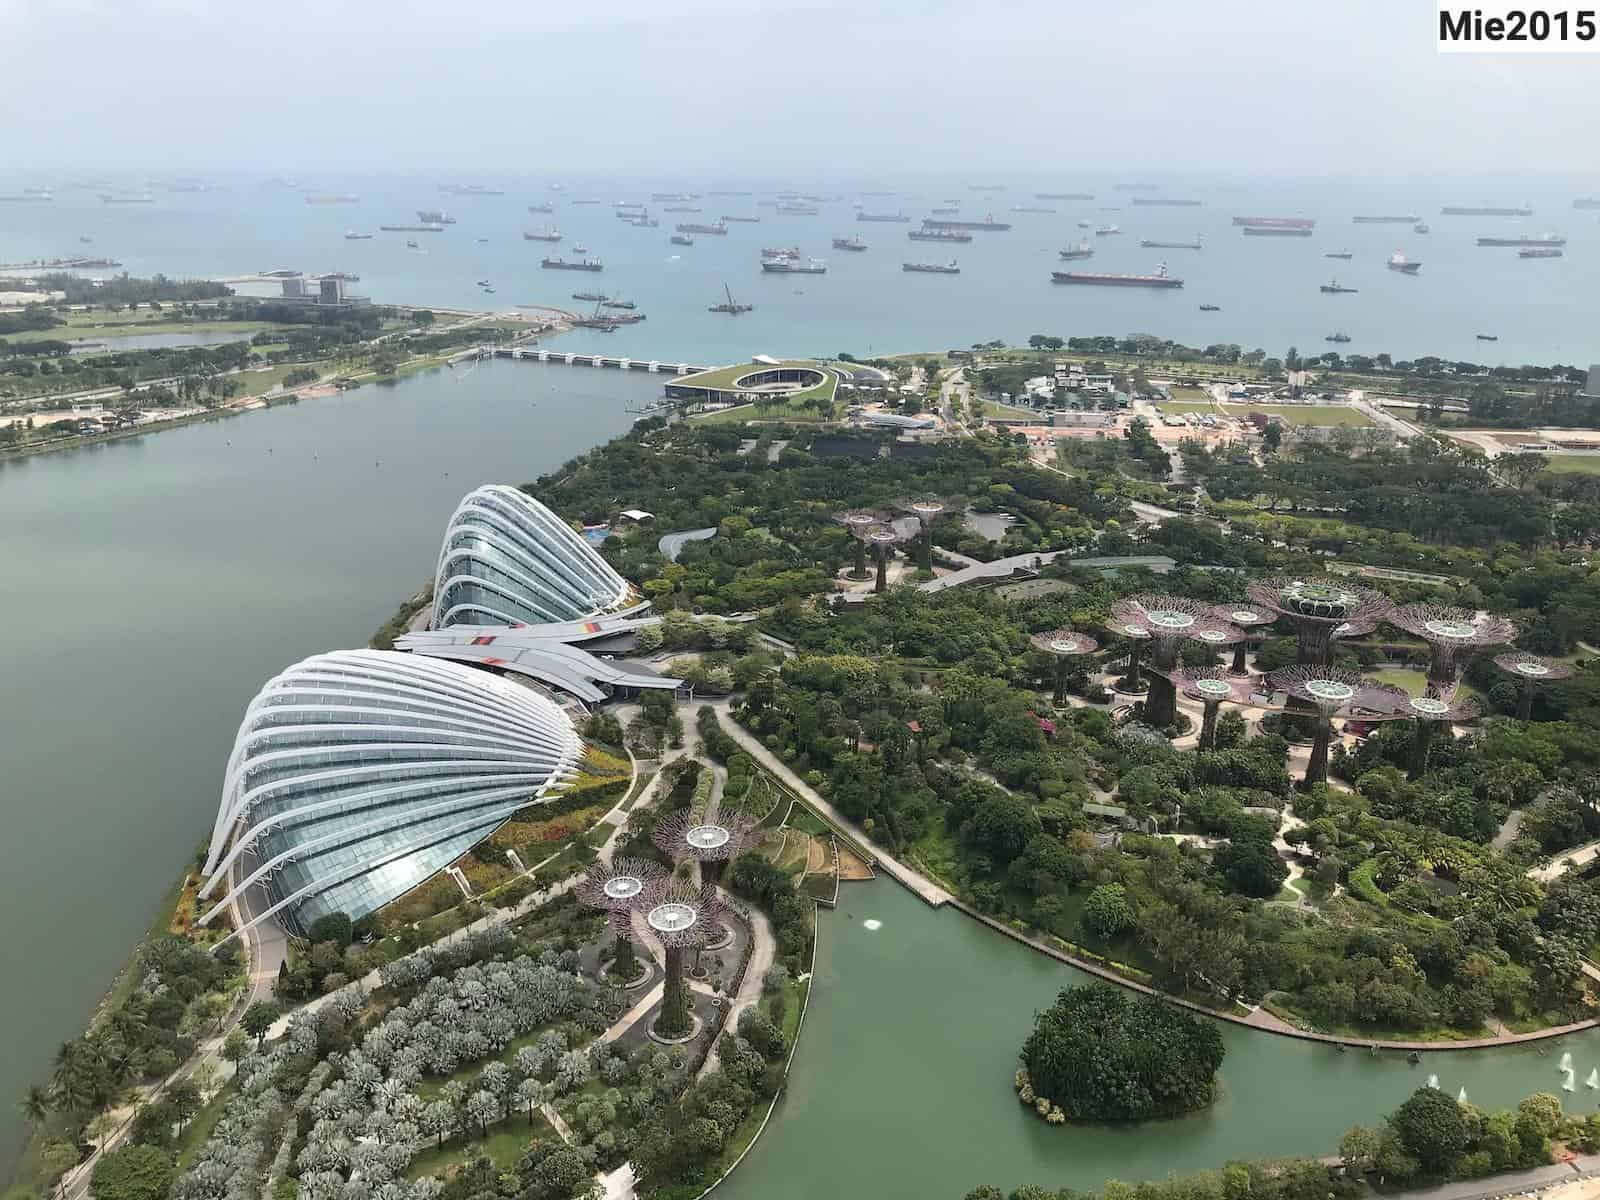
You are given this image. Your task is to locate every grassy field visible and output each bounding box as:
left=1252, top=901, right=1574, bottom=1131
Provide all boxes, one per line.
left=59, top=312, right=277, bottom=340
left=1168, top=385, right=1211, bottom=400
left=978, top=399, right=1038, bottom=420
left=1157, top=400, right=1221, bottom=414
left=1543, top=455, right=1600, bottom=475
left=1223, top=403, right=1373, bottom=427
left=694, top=399, right=832, bottom=424
left=405, top=1119, right=548, bottom=1179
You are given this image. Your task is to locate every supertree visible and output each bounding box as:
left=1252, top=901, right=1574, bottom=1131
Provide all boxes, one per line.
left=1494, top=651, right=1575, bottom=720
left=653, top=807, right=758, bottom=891
left=1246, top=576, right=1392, bottom=666
left=575, top=857, right=665, bottom=986
left=641, top=878, right=726, bottom=1040
left=894, top=496, right=956, bottom=573
left=1267, top=665, right=1410, bottom=786
left=1401, top=693, right=1481, bottom=781
left=1029, top=629, right=1100, bottom=702
left=835, top=510, right=888, bottom=581
left=1387, top=605, right=1517, bottom=697
left=1170, top=667, right=1258, bottom=750
left=1109, top=595, right=1244, bottom=728
left=1210, top=604, right=1275, bottom=675
left=857, top=524, right=905, bottom=594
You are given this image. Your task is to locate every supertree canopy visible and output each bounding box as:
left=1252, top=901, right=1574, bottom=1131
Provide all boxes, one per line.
left=575, top=857, right=666, bottom=985
left=1110, top=595, right=1244, bottom=728
left=1387, top=605, right=1517, bottom=695
left=1401, top=692, right=1481, bottom=780
left=856, top=523, right=905, bottom=593
left=1030, top=630, right=1100, bottom=702
left=653, top=807, right=758, bottom=888
left=835, top=510, right=889, bottom=581
left=894, top=495, right=957, bottom=572
left=1266, top=665, right=1410, bottom=785
left=642, top=878, right=726, bottom=1039
left=1210, top=603, right=1275, bottom=675
left=1170, top=666, right=1256, bottom=750
left=1246, top=576, right=1392, bottom=666
left=1494, top=651, right=1576, bottom=720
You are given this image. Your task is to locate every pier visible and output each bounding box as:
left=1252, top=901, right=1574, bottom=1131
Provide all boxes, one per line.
left=482, top=346, right=709, bottom=374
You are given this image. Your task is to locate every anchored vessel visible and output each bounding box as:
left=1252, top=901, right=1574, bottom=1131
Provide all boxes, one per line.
left=761, top=255, right=827, bottom=273
left=304, top=194, right=359, bottom=205
left=1325, top=332, right=1351, bottom=343
left=1387, top=250, right=1421, bottom=274
left=523, top=228, right=562, bottom=242
left=1520, top=247, right=1564, bottom=258
left=1095, top=224, right=1122, bottom=235
left=909, top=228, right=972, bottom=243
left=1140, top=238, right=1202, bottom=249
left=1131, top=197, right=1202, bottom=206
left=709, top=283, right=753, bottom=314
left=380, top=223, right=444, bottom=232
left=1037, top=192, right=1094, bottom=200
left=1058, top=241, right=1095, bottom=260
left=903, top=260, right=960, bottom=273
left=1320, top=279, right=1358, bottom=293
left=921, top=215, right=1012, bottom=231
left=571, top=291, right=608, bottom=302
left=416, top=209, right=455, bottom=224
left=832, top=236, right=868, bottom=251
left=1232, top=216, right=1315, bottom=228
left=1324, top=250, right=1353, bottom=259
left=1052, top=263, right=1183, bottom=288
left=671, top=234, right=694, bottom=246
left=1442, top=205, right=1532, bottom=216
left=1575, top=198, right=1600, bottom=210
left=1010, top=205, right=1057, bottom=213
left=527, top=203, right=554, bottom=214
left=1477, top=233, right=1566, bottom=247
left=542, top=257, right=603, bottom=271
left=1243, top=225, right=1313, bottom=236
left=676, top=221, right=728, bottom=235
left=1352, top=215, right=1418, bottom=223
left=343, top=231, right=373, bottom=240
left=857, top=211, right=910, bottom=222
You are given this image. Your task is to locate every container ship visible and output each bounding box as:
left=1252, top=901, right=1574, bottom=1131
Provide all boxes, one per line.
left=1387, top=250, right=1421, bottom=274
left=1052, top=263, right=1182, bottom=288
left=523, top=228, right=562, bottom=242
left=1442, top=205, right=1532, bottom=216
left=761, top=256, right=826, bottom=274
left=903, top=260, right=960, bottom=274
left=1037, top=192, right=1094, bottom=200
left=1132, top=197, right=1202, bottom=206
left=921, top=215, right=1011, bottom=231
left=1477, top=233, right=1566, bottom=247
left=380, top=223, right=444, bottom=232
left=857, top=211, right=910, bottom=222
left=832, top=236, right=868, bottom=251
left=1352, top=215, right=1418, bottom=224
left=1232, top=216, right=1314, bottom=228
left=1140, top=238, right=1202, bottom=249
left=416, top=209, right=455, bottom=224
left=304, top=194, right=359, bottom=205
left=542, top=257, right=602, bottom=271
left=1058, top=242, right=1094, bottom=260
left=909, top=228, right=972, bottom=243
left=1520, top=247, right=1564, bottom=259
left=677, top=222, right=728, bottom=235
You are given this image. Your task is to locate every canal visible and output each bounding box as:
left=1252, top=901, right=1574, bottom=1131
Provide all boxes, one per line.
left=717, top=879, right=1600, bottom=1200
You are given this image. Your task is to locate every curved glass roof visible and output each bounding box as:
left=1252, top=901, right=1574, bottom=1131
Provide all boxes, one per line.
left=432, top=485, right=630, bottom=628
left=198, top=650, right=585, bottom=940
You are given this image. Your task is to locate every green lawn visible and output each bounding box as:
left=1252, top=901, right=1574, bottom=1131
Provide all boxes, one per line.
left=1222, top=403, right=1373, bottom=427
left=1543, top=455, right=1600, bottom=475
left=1371, top=667, right=1428, bottom=693
left=60, top=313, right=277, bottom=340
left=406, top=1117, right=550, bottom=1179
left=693, top=399, right=834, bottom=424
left=1168, top=386, right=1211, bottom=400
left=1157, top=400, right=1220, bottom=414
left=978, top=399, right=1038, bottom=420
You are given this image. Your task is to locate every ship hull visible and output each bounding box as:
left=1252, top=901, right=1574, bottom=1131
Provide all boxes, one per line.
left=1052, top=273, right=1182, bottom=287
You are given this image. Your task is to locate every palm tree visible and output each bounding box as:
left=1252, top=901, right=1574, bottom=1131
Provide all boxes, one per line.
left=18, top=1084, right=52, bottom=1128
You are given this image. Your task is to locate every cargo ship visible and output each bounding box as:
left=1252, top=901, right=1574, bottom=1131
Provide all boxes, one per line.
left=1131, top=197, right=1202, bottom=206
left=1520, top=247, right=1564, bottom=259
left=627, top=215, right=660, bottom=227
left=653, top=193, right=697, bottom=202
left=1140, top=238, right=1202, bottom=249
left=930, top=207, right=960, bottom=215
left=857, top=211, right=910, bottom=222
left=304, top=194, right=359, bottom=205
left=677, top=222, right=728, bottom=235
left=1243, top=225, right=1313, bottom=236
left=416, top=209, right=455, bottom=224
left=541, top=257, right=602, bottom=271
left=708, top=190, right=753, bottom=197
left=441, top=184, right=504, bottom=196
left=1052, top=263, right=1182, bottom=288
left=1057, top=242, right=1095, bottom=260
left=909, top=228, right=972, bottom=243
left=1477, top=333, right=1499, bottom=341
left=1037, top=192, right=1094, bottom=200
left=1413, top=222, right=1430, bottom=234
left=1441, top=205, right=1532, bottom=216
left=528, top=203, right=555, bottom=214
left=1010, top=205, right=1057, bottom=214
left=1477, top=233, right=1566, bottom=247
left=761, top=256, right=826, bottom=274
left=777, top=203, right=820, bottom=215
left=761, top=246, right=800, bottom=261
left=1387, top=250, right=1421, bottom=274
left=1320, top=280, right=1358, bottom=293
left=721, top=214, right=761, bottom=222
left=1325, top=332, right=1351, bottom=344
left=380, top=223, right=445, bottom=232
left=921, top=215, right=1012, bottom=231
left=523, top=228, right=562, bottom=242
left=1095, top=224, right=1122, bottom=236
left=600, top=298, right=635, bottom=310
left=663, top=205, right=701, bottom=213
left=1352, top=215, right=1418, bottom=224
left=571, top=292, right=608, bottom=302
left=671, top=234, right=694, bottom=246
left=1232, top=216, right=1314, bottom=228
left=343, top=231, right=373, bottom=240
left=832, top=236, right=868, bottom=251
left=1324, top=249, right=1353, bottom=259
left=903, top=260, right=960, bottom=274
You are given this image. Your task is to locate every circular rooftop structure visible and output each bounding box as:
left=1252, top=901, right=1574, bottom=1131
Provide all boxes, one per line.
left=686, top=824, right=732, bottom=851
left=1305, top=678, right=1356, bottom=703
left=1195, top=678, right=1233, bottom=699
left=1409, top=696, right=1452, bottom=717
left=604, top=875, right=645, bottom=900
left=732, top=365, right=827, bottom=394
left=648, top=901, right=699, bottom=934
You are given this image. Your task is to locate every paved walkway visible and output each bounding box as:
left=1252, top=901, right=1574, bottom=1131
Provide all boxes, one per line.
left=1530, top=839, right=1600, bottom=883
left=699, top=904, right=776, bottom=1080
left=706, top=700, right=952, bottom=906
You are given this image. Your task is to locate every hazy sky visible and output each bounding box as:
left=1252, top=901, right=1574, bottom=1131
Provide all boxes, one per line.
left=1, top=0, right=1595, bottom=175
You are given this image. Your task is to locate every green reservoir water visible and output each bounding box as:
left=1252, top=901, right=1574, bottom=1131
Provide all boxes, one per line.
left=719, top=879, right=1600, bottom=1200
left=5, top=363, right=1600, bottom=1190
